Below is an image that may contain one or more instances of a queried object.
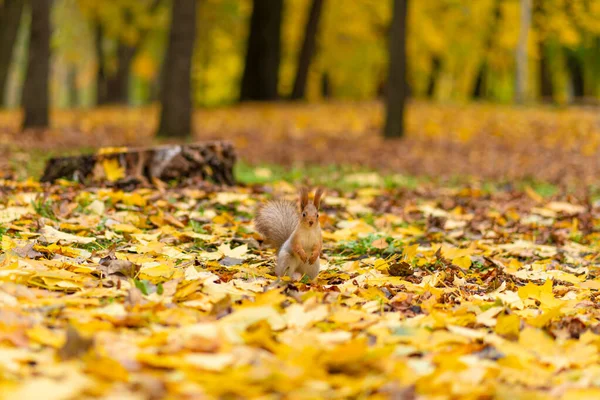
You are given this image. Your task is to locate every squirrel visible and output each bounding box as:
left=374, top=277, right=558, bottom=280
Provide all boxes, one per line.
left=254, top=187, right=324, bottom=280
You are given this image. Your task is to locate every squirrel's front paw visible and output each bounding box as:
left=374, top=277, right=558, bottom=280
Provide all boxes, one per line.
left=308, top=255, right=318, bottom=264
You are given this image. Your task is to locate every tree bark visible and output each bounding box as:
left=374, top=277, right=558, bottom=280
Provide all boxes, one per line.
left=290, top=0, right=324, bottom=100
left=22, top=0, right=50, bottom=129
left=384, top=0, right=408, bottom=139
left=0, top=0, right=24, bottom=107
left=240, top=0, right=283, bottom=101
left=40, top=141, right=237, bottom=186
left=539, top=41, right=553, bottom=102
left=515, top=0, right=531, bottom=104
left=156, top=0, right=197, bottom=138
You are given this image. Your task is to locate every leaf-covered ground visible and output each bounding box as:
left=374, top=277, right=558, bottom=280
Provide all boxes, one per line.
left=1, top=177, right=600, bottom=399
left=2, top=102, right=600, bottom=187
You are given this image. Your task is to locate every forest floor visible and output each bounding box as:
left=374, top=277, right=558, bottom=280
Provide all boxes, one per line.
left=0, top=177, right=599, bottom=398
left=1, top=101, right=600, bottom=189
left=1, top=102, right=600, bottom=398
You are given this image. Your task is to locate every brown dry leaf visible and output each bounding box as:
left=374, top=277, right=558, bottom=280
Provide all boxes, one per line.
left=58, top=325, right=94, bottom=360
left=388, top=261, right=414, bottom=277
left=371, top=237, right=388, bottom=249
left=97, top=259, right=139, bottom=278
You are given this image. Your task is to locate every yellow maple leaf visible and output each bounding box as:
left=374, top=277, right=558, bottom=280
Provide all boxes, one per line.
left=101, top=158, right=125, bottom=182
left=453, top=255, right=472, bottom=269
left=494, top=313, right=521, bottom=338
left=111, top=223, right=140, bottom=233
left=518, top=279, right=563, bottom=309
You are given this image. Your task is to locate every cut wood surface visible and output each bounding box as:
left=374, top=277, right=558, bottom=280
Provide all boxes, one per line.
left=41, top=141, right=236, bottom=185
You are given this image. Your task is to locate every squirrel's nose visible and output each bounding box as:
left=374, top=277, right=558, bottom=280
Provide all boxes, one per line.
left=309, top=221, right=314, bottom=226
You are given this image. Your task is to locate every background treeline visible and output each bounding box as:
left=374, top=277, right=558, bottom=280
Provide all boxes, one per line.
left=1, top=0, right=598, bottom=109
left=0, top=0, right=598, bottom=139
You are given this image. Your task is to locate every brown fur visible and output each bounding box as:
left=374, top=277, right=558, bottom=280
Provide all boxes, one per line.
left=313, top=187, right=324, bottom=208
left=254, top=200, right=299, bottom=249
left=292, top=238, right=308, bottom=262
left=309, top=242, right=321, bottom=264
left=299, top=187, right=309, bottom=209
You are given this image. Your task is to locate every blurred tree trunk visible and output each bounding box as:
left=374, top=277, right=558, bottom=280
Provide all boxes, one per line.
left=426, top=57, right=441, bottom=98
left=321, top=71, right=331, bottom=98
left=103, top=43, right=135, bottom=104
left=565, top=48, right=584, bottom=102
left=515, top=0, right=531, bottom=104
left=290, top=0, right=324, bottom=100
left=96, top=1, right=161, bottom=106
left=240, top=0, right=283, bottom=101
left=96, top=27, right=135, bottom=105
left=472, top=64, right=486, bottom=99
left=472, top=0, right=501, bottom=99
left=384, top=0, right=408, bottom=139
left=95, top=23, right=107, bottom=105
left=0, top=0, right=24, bottom=107
left=22, top=0, right=50, bottom=129
left=156, top=0, right=196, bottom=138
left=539, top=42, right=553, bottom=102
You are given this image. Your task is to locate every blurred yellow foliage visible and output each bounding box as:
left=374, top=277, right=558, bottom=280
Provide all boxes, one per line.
left=38, top=0, right=600, bottom=105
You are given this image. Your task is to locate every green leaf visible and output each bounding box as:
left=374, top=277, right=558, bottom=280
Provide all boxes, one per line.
left=135, top=279, right=150, bottom=295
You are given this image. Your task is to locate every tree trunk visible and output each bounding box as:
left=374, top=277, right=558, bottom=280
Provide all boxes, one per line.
left=0, top=0, right=24, bottom=107
left=321, top=71, right=331, bottom=98
left=156, top=0, right=197, bottom=138
left=515, top=0, right=531, bottom=104
left=539, top=41, right=553, bottom=102
left=290, top=0, right=324, bottom=100
left=22, top=0, right=50, bottom=129
left=41, top=141, right=237, bottom=186
left=96, top=2, right=161, bottom=106
left=472, top=63, right=486, bottom=99
left=240, top=0, right=283, bottom=101
left=472, top=0, right=500, bottom=100
left=102, top=43, right=135, bottom=104
left=426, top=57, right=441, bottom=98
left=95, top=22, right=107, bottom=105
left=565, top=48, right=584, bottom=101
left=96, top=30, right=136, bottom=105
left=384, top=0, right=408, bottom=139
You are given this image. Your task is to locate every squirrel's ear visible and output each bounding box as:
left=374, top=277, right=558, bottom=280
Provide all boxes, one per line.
left=313, top=187, right=324, bottom=208
left=299, top=187, right=309, bottom=209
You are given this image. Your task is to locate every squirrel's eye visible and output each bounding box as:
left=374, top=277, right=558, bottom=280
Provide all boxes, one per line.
left=317, top=213, right=319, bottom=218
left=302, top=212, right=306, bottom=217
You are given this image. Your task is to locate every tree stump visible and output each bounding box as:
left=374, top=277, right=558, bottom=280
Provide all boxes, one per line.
left=41, top=141, right=237, bottom=186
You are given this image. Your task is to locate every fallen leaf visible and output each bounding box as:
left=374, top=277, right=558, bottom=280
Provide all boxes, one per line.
left=39, top=226, right=95, bottom=244
left=58, top=325, right=94, bottom=360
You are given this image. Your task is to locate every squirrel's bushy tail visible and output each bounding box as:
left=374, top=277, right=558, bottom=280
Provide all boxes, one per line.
left=254, top=200, right=299, bottom=249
